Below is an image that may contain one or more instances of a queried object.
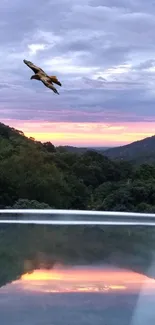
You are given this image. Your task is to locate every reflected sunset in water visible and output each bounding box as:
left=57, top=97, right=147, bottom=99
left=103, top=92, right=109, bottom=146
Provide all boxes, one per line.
left=9, top=266, right=155, bottom=294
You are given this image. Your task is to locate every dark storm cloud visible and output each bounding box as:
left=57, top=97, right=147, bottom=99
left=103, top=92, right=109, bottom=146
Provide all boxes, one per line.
left=0, top=0, right=155, bottom=122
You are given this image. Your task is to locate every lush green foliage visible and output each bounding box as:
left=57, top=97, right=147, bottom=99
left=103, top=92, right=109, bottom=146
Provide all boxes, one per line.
left=0, top=122, right=155, bottom=212
left=104, top=134, right=155, bottom=164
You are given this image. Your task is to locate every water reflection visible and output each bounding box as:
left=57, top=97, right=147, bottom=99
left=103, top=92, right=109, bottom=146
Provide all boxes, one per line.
left=0, top=223, right=155, bottom=324
left=6, top=265, right=155, bottom=294
left=0, top=265, right=155, bottom=325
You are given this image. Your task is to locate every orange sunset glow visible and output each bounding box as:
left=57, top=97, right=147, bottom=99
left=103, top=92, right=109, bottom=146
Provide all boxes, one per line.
left=2, top=119, right=155, bottom=146
left=12, top=267, right=155, bottom=294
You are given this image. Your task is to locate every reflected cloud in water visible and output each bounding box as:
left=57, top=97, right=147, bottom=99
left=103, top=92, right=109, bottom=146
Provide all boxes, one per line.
left=0, top=265, right=155, bottom=325
left=1, top=265, right=155, bottom=294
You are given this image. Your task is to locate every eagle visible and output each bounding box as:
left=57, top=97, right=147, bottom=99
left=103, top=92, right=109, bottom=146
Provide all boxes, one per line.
left=23, top=59, right=62, bottom=94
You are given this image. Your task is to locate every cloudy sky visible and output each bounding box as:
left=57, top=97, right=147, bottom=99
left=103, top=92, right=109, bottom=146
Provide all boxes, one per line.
left=1, top=0, right=155, bottom=146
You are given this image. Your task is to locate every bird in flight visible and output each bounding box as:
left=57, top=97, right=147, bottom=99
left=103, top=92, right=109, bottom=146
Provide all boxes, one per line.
left=23, top=59, right=62, bottom=94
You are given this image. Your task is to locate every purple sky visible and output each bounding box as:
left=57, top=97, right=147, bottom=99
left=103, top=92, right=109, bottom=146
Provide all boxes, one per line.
left=1, top=0, right=155, bottom=145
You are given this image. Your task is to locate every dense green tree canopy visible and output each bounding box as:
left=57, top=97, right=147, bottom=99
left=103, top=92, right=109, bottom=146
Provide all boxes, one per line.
left=0, top=122, right=155, bottom=212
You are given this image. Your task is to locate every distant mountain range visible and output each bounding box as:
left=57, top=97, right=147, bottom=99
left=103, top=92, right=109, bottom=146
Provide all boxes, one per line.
left=0, top=121, right=155, bottom=164
left=103, top=135, right=155, bottom=164
left=59, top=135, right=155, bottom=164
left=56, top=145, right=111, bottom=154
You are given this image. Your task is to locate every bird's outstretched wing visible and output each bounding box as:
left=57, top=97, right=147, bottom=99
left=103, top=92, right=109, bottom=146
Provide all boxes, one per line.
left=23, top=59, right=45, bottom=74
left=49, top=75, right=62, bottom=86
left=41, top=78, right=59, bottom=94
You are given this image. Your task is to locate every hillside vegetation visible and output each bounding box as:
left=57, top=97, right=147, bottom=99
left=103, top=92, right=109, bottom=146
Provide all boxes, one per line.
left=104, top=135, right=155, bottom=164
left=0, top=122, right=155, bottom=212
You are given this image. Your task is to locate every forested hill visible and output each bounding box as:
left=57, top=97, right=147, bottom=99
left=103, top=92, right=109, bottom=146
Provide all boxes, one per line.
left=56, top=145, right=110, bottom=154
left=54, top=136, right=155, bottom=164
left=104, top=135, right=155, bottom=164
left=1, top=122, right=155, bottom=212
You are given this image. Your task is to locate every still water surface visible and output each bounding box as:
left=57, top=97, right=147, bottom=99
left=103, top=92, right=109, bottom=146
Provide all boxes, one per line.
left=0, top=222, right=155, bottom=325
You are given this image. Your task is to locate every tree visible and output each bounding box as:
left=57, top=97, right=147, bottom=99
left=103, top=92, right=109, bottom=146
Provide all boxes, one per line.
left=7, top=199, right=52, bottom=209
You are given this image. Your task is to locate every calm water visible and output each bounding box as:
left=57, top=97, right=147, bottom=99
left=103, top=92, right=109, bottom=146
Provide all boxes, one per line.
left=0, top=222, right=155, bottom=325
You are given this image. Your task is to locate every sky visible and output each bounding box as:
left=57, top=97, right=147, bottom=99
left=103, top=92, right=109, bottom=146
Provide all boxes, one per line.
left=1, top=0, right=155, bottom=146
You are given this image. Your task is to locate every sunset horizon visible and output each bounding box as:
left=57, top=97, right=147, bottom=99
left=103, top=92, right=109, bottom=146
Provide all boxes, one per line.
left=1, top=119, right=155, bottom=147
